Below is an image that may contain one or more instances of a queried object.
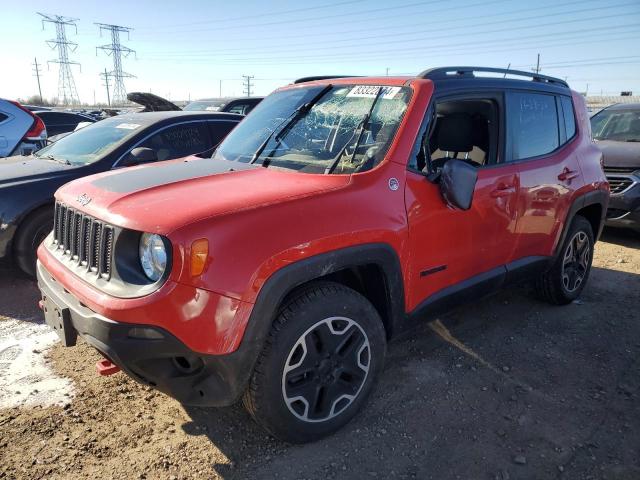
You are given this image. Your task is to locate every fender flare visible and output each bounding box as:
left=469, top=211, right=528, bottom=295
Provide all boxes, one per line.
left=242, top=243, right=406, bottom=348
left=553, top=189, right=609, bottom=258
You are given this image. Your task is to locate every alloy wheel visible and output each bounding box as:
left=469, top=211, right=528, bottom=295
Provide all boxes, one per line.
left=281, top=316, right=371, bottom=423
left=561, top=231, right=591, bottom=293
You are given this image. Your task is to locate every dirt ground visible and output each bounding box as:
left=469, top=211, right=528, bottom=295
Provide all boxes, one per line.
left=0, top=228, right=639, bottom=480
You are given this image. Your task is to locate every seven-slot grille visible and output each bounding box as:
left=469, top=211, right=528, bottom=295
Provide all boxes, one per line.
left=52, top=202, right=114, bottom=280
left=605, top=176, right=634, bottom=195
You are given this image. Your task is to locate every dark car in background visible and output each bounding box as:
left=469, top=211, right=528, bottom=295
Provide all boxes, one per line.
left=184, top=97, right=263, bottom=115
left=0, top=110, right=242, bottom=276
left=591, top=103, right=640, bottom=231
left=34, top=111, right=97, bottom=137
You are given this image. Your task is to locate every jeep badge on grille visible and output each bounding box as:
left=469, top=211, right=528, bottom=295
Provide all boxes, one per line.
left=76, top=193, right=92, bottom=206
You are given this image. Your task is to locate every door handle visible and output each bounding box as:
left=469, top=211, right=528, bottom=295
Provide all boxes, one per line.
left=558, top=167, right=579, bottom=182
left=490, top=184, right=515, bottom=198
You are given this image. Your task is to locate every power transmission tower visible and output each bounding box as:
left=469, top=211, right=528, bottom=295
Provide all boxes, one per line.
left=32, top=57, right=44, bottom=102
left=38, top=13, right=81, bottom=105
left=100, top=68, right=112, bottom=106
left=96, top=23, right=136, bottom=106
left=242, top=75, right=254, bottom=97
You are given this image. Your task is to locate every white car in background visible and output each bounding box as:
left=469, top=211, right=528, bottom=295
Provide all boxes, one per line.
left=0, top=99, right=48, bottom=157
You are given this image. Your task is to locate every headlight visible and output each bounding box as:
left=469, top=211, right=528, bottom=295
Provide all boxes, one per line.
left=139, top=233, right=167, bottom=281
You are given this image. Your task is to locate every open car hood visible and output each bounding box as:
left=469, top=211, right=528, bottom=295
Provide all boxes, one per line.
left=126, top=92, right=181, bottom=112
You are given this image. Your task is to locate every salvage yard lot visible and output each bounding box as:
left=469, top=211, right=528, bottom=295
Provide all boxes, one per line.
left=0, top=229, right=638, bottom=480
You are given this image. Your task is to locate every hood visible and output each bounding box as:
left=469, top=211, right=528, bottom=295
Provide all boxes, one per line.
left=597, top=140, right=640, bottom=170
left=0, top=155, right=76, bottom=187
left=55, top=157, right=350, bottom=234
left=127, top=92, right=181, bottom=112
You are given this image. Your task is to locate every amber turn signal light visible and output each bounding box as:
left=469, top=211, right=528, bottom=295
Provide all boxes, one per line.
left=190, top=238, right=209, bottom=276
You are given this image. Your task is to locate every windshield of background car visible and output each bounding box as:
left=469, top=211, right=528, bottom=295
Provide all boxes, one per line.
left=183, top=100, right=227, bottom=111
left=212, top=84, right=411, bottom=174
left=33, top=117, right=145, bottom=165
left=591, top=109, right=640, bottom=141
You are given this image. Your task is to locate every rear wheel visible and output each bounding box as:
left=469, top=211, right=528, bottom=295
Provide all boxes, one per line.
left=14, top=207, right=53, bottom=278
left=243, top=282, right=386, bottom=443
left=536, top=215, right=594, bottom=305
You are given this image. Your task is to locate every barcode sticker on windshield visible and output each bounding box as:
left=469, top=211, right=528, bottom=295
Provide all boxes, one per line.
left=347, top=86, right=401, bottom=99
left=115, top=123, right=141, bottom=130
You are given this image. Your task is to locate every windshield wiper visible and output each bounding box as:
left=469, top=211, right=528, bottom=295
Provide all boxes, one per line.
left=250, top=84, right=333, bottom=167
left=39, top=154, right=71, bottom=165
left=324, top=86, right=384, bottom=174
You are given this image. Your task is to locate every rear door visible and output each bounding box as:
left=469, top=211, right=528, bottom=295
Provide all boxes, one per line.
left=506, top=91, right=582, bottom=258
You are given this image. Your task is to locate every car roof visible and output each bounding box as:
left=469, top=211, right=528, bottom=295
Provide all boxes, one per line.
left=289, top=67, right=571, bottom=95
left=104, top=111, right=244, bottom=124
left=603, top=103, right=640, bottom=111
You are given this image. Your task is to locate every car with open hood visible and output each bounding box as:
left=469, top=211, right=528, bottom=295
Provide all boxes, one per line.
left=591, top=103, right=640, bottom=231
left=37, top=67, right=607, bottom=443
left=1, top=110, right=242, bottom=276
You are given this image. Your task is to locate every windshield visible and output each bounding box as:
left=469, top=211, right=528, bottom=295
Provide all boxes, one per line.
left=34, top=118, right=144, bottom=165
left=591, top=109, right=640, bottom=142
left=213, top=84, right=411, bottom=174
left=184, top=100, right=226, bottom=111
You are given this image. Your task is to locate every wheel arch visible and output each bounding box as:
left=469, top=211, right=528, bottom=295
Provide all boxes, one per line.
left=242, top=243, right=406, bottom=350
left=554, top=189, right=608, bottom=259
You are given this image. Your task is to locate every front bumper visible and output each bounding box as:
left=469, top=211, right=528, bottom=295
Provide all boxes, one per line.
left=37, top=261, right=256, bottom=407
left=605, top=174, right=640, bottom=230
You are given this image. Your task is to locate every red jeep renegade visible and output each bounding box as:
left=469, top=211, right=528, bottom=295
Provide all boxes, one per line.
left=37, top=67, right=608, bottom=443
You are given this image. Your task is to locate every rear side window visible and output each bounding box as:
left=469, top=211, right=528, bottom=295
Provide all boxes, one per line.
left=507, top=92, right=559, bottom=160
left=560, top=96, right=576, bottom=140
left=0, top=112, right=7, bottom=123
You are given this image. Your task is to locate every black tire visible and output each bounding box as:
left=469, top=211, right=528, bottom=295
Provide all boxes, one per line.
left=14, top=207, right=53, bottom=278
left=243, top=281, right=386, bottom=443
left=536, top=215, right=594, bottom=305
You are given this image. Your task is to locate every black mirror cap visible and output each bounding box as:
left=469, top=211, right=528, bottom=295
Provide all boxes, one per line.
left=439, top=159, right=478, bottom=210
left=129, top=147, right=158, bottom=164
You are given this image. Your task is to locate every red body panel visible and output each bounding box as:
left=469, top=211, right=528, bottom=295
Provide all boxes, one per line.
left=38, top=76, right=607, bottom=357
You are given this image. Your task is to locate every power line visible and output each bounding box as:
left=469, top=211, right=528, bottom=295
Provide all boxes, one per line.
left=135, top=0, right=367, bottom=30
left=32, top=57, right=43, bottom=101
left=38, top=12, right=81, bottom=105
left=96, top=23, right=136, bottom=106
left=147, top=0, right=624, bottom=55
left=242, top=75, right=255, bottom=97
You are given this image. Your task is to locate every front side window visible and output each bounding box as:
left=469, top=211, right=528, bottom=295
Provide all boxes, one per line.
left=591, top=109, right=640, bottom=142
left=133, top=122, right=211, bottom=161
left=213, top=85, right=411, bottom=174
left=507, top=92, right=559, bottom=160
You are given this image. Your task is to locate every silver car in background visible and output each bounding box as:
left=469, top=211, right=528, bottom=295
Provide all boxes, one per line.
left=0, top=99, right=48, bottom=157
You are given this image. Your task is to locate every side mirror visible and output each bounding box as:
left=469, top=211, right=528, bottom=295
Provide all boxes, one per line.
left=125, top=147, right=157, bottom=165
left=439, top=159, right=478, bottom=210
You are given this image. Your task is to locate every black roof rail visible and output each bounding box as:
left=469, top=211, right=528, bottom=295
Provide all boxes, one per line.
left=293, top=75, right=360, bottom=84
left=418, top=66, right=569, bottom=88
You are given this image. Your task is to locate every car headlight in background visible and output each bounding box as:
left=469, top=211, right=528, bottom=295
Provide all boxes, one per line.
left=139, top=233, right=167, bottom=281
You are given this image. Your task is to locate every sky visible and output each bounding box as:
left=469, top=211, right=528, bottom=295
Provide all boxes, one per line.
left=1, top=0, right=639, bottom=105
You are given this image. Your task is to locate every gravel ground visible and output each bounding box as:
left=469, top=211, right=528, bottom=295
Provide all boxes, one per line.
left=0, top=228, right=638, bottom=480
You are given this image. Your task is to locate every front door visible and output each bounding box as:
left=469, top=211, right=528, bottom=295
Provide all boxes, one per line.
left=404, top=92, right=519, bottom=312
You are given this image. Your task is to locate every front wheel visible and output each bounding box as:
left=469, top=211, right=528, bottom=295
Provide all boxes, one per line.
left=243, top=282, right=386, bottom=443
left=536, top=215, right=594, bottom=305
left=14, top=208, right=53, bottom=278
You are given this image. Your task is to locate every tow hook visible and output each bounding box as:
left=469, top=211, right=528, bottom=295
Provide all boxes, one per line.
left=96, top=358, right=121, bottom=376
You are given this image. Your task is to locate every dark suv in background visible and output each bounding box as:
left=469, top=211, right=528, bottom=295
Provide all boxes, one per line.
left=591, top=103, right=640, bottom=231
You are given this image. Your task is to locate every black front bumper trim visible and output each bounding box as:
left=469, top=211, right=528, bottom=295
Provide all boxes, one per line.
left=36, top=261, right=257, bottom=407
